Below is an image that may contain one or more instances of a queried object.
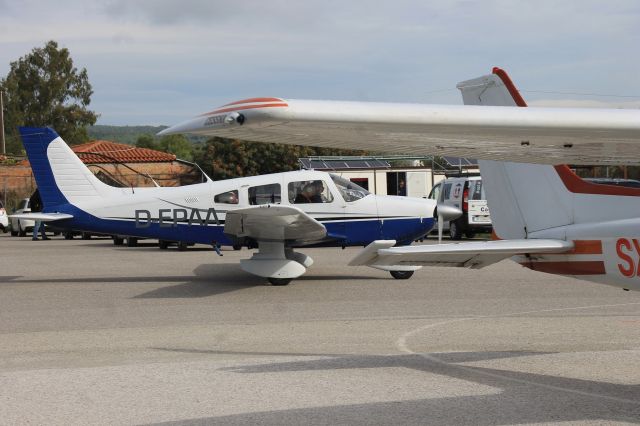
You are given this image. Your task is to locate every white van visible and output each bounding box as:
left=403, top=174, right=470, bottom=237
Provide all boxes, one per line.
left=427, top=176, right=492, bottom=239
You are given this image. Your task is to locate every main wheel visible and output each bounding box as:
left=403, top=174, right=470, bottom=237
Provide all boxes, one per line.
left=64, top=232, right=74, bottom=240
left=268, top=277, right=292, bottom=286
left=10, top=227, right=18, bottom=237
left=158, top=240, right=169, bottom=249
left=449, top=219, right=463, bottom=240
left=113, top=236, right=124, bottom=245
left=126, top=237, right=138, bottom=247
left=464, top=230, right=476, bottom=239
left=81, top=232, right=92, bottom=240
left=18, top=221, right=26, bottom=237
left=390, top=270, right=414, bottom=280
left=177, top=241, right=188, bottom=251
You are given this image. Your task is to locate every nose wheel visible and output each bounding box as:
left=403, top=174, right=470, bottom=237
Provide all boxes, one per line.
left=390, top=270, right=414, bottom=280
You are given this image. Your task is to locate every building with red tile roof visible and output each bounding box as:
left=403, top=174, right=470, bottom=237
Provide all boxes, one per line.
left=70, top=140, right=200, bottom=188
left=72, top=140, right=177, bottom=164
left=2, top=140, right=202, bottom=209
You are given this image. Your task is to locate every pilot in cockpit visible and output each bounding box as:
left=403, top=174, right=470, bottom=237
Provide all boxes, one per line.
left=295, top=181, right=324, bottom=203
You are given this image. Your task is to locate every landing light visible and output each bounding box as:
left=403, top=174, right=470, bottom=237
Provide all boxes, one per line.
left=225, top=112, right=246, bottom=125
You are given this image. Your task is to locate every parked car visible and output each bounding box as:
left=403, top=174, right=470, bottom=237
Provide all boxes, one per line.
left=0, top=201, right=8, bottom=232
left=9, top=198, right=34, bottom=237
left=428, top=176, right=492, bottom=240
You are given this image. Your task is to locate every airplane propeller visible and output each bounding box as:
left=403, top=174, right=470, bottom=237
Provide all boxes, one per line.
left=434, top=204, right=463, bottom=243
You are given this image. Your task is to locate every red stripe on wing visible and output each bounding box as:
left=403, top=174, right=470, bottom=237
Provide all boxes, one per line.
left=200, top=102, right=289, bottom=117
left=520, top=260, right=606, bottom=275
left=223, top=97, right=285, bottom=107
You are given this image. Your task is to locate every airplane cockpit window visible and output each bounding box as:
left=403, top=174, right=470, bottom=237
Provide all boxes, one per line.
left=214, top=190, right=239, bottom=204
left=330, top=174, right=370, bottom=202
left=288, top=180, right=334, bottom=204
left=248, top=183, right=281, bottom=205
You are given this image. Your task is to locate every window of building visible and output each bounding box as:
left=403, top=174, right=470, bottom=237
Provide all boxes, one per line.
left=248, top=183, right=281, bottom=205
left=350, top=178, right=369, bottom=191
left=386, top=171, right=407, bottom=196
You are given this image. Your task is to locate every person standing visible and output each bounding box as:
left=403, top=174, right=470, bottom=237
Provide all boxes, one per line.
left=29, top=189, right=49, bottom=241
left=398, top=179, right=407, bottom=196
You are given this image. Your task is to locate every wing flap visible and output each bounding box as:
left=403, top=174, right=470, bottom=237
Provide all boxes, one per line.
left=224, top=204, right=326, bottom=243
left=351, top=239, right=574, bottom=269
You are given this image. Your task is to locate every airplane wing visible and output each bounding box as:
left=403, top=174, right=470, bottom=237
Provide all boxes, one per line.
left=349, top=239, right=574, bottom=269
left=159, top=97, right=640, bottom=166
left=9, top=212, right=73, bottom=222
left=223, top=204, right=326, bottom=244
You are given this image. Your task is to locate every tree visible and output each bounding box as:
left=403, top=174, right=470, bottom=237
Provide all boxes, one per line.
left=195, top=137, right=365, bottom=180
left=158, top=134, right=194, bottom=161
left=135, top=134, right=157, bottom=150
left=0, top=40, right=97, bottom=154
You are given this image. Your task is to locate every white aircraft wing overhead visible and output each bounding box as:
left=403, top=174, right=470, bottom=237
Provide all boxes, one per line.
left=350, top=239, right=574, bottom=269
left=224, top=204, right=326, bottom=243
left=160, top=97, right=640, bottom=165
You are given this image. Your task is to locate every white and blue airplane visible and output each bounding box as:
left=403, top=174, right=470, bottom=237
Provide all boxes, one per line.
left=13, top=127, right=446, bottom=285
left=159, top=70, right=640, bottom=292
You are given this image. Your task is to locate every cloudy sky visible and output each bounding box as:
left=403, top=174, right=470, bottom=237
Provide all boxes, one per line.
left=1, top=0, right=639, bottom=125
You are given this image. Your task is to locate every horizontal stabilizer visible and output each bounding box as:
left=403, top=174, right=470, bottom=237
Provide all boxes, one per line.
left=351, top=239, right=574, bottom=269
left=9, top=212, right=74, bottom=222
left=224, top=204, right=326, bottom=243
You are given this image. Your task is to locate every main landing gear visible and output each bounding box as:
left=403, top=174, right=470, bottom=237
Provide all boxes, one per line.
left=239, top=241, right=418, bottom=285
left=390, top=270, right=415, bottom=280
left=267, top=277, right=293, bottom=286
left=240, top=241, right=313, bottom=286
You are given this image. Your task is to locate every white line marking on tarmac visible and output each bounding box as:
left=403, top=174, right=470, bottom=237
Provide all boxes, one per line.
left=396, top=302, right=640, bottom=406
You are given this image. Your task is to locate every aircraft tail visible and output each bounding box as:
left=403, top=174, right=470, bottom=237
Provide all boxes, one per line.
left=457, top=68, right=640, bottom=239
left=19, top=127, right=115, bottom=210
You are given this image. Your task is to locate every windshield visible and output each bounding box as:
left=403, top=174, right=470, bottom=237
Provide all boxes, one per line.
left=330, top=174, right=370, bottom=202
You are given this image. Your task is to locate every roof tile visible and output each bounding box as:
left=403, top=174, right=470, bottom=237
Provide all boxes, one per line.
left=72, top=140, right=176, bottom=163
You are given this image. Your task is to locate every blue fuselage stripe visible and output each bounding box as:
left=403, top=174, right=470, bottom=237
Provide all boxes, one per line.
left=51, top=204, right=434, bottom=247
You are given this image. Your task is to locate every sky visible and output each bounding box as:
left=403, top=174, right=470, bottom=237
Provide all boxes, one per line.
left=0, top=0, right=639, bottom=126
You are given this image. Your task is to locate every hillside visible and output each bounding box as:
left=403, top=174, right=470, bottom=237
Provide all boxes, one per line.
left=87, top=125, right=207, bottom=144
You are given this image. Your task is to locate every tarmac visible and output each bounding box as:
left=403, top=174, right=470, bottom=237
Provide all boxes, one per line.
left=0, top=232, right=639, bottom=425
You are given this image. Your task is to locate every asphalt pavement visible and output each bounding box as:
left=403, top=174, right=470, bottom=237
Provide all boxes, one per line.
left=0, top=233, right=639, bottom=425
